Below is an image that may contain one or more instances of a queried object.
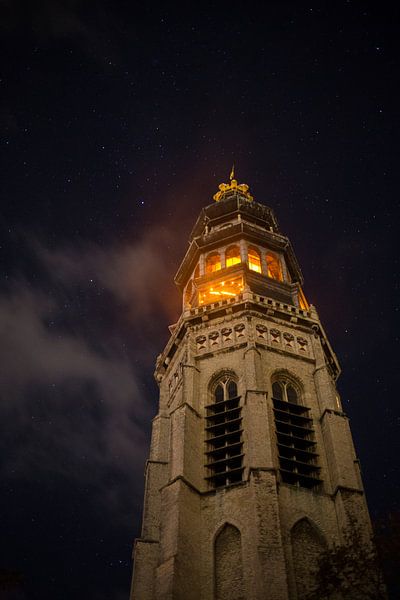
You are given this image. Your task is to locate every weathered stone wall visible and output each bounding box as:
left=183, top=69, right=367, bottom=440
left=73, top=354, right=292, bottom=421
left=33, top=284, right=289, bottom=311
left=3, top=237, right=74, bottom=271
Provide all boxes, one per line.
left=131, top=305, right=372, bottom=600
left=215, top=524, right=245, bottom=600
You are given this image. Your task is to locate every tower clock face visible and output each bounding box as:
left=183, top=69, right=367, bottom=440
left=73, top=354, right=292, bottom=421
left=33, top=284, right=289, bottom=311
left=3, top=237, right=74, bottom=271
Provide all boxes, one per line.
left=198, top=275, right=244, bottom=306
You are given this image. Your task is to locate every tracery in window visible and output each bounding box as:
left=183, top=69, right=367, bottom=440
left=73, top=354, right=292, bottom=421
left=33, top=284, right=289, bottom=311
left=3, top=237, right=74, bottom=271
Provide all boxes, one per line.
left=206, top=252, right=222, bottom=274
left=248, top=247, right=261, bottom=273
left=272, top=375, right=321, bottom=490
left=273, top=380, right=298, bottom=404
left=225, top=245, right=241, bottom=268
left=266, top=252, right=283, bottom=281
left=205, top=376, right=244, bottom=489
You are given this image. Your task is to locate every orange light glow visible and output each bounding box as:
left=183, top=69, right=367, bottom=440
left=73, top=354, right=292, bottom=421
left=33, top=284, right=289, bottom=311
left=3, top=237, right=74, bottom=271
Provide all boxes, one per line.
left=206, top=253, right=221, bottom=273
left=226, top=245, right=241, bottom=268
left=266, top=253, right=283, bottom=281
left=298, top=287, right=309, bottom=310
left=197, top=275, right=243, bottom=306
left=248, top=247, right=261, bottom=273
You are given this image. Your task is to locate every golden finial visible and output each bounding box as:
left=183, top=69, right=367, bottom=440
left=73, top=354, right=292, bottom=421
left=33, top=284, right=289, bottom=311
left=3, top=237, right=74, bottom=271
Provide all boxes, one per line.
left=213, top=167, right=253, bottom=202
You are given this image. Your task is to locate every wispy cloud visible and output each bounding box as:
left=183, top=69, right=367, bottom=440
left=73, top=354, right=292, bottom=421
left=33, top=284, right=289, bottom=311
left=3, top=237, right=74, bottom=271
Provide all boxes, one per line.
left=0, top=227, right=179, bottom=522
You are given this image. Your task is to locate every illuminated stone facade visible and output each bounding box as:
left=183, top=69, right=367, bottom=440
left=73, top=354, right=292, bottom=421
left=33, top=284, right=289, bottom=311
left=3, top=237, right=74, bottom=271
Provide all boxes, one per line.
left=130, top=177, right=373, bottom=600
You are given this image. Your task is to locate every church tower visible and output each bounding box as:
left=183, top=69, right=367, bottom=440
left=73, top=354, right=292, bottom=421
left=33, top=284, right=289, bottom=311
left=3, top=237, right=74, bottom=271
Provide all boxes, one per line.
left=131, top=173, right=374, bottom=600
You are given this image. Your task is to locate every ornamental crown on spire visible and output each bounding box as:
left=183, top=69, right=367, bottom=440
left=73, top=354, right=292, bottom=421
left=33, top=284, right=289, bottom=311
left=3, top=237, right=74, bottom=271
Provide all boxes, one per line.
left=213, top=165, right=254, bottom=202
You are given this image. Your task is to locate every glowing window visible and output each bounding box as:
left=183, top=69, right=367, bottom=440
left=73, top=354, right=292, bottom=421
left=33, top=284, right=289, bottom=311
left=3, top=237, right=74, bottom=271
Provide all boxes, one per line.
left=206, top=252, right=221, bottom=274
left=198, top=275, right=243, bottom=306
left=225, top=245, right=241, bottom=268
left=266, top=253, right=283, bottom=281
left=248, top=247, right=261, bottom=273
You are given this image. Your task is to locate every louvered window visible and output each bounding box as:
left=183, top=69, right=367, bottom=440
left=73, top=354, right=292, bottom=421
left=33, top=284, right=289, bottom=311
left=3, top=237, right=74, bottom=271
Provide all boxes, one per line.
left=272, top=380, right=322, bottom=489
left=205, top=377, right=244, bottom=488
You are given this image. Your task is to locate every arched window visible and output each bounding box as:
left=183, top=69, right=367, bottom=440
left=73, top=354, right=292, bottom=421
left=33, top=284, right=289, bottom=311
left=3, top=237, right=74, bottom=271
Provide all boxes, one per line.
left=205, top=375, right=243, bottom=488
left=225, top=245, right=241, bottom=268
left=272, top=381, right=283, bottom=401
left=206, top=252, right=221, bottom=274
left=194, top=263, right=200, bottom=279
left=215, top=383, right=224, bottom=403
left=272, top=379, right=299, bottom=404
left=272, top=375, right=321, bottom=489
left=248, top=247, right=261, bottom=273
left=214, top=376, right=238, bottom=402
left=266, top=252, right=283, bottom=281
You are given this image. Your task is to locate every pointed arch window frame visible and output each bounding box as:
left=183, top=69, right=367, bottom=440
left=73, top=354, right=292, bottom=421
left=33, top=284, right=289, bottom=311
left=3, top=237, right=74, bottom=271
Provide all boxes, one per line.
left=272, top=373, right=322, bottom=490
left=205, top=374, right=244, bottom=489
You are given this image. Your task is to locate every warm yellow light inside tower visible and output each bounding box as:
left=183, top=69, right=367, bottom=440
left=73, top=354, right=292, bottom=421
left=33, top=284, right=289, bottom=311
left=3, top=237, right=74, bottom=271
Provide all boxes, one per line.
left=298, top=287, right=309, bottom=310
left=225, top=245, right=241, bottom=268
left=198, top=276, right=244, bottom=306
left=206, top=252, right=221, bottom=273
left=248, top=248, right=261, bottom=273
left=266, top=253, right=283, bottom=281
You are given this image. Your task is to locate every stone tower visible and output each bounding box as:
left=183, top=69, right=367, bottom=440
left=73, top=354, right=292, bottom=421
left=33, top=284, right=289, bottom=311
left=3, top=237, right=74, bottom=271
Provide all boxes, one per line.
left=131, top=174, right=374, bottom=600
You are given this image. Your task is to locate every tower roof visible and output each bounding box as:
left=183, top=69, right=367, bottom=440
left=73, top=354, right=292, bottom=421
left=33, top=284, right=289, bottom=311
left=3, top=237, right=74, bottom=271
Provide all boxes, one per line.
left=175, top=176, right=304, bottom=291
left=212, top=167, right=254, bottom=203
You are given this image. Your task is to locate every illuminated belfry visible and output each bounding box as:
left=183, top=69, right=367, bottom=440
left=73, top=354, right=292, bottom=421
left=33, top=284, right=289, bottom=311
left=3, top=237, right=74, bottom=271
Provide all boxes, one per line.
left=131, top=172, right=373, bottom=600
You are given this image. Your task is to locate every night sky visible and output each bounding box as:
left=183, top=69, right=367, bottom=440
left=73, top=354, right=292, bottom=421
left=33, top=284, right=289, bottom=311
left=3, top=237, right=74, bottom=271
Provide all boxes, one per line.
left=1, top=2, right=399, bottom=599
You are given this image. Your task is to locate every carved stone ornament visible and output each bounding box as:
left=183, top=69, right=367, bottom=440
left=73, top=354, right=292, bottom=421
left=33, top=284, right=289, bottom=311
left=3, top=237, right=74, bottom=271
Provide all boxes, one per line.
left=221, top=328, right=232, bottom=336
left=256, top=324, right=268, bottom=334
left=283, top=332, right=294, bottom=343
left=209, top=331, right=220, bottom=341
left=270, top=328, right=281, bottom=339
left=234, top=323, right=245, bottom=332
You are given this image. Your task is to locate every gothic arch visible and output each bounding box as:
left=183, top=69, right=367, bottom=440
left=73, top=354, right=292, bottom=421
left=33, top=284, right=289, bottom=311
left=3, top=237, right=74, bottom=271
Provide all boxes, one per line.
left=271, top=368, right=304, bottom=394
left=290, top=517, right=327, bottom=599
left=214, top=523, right=245, bottom=600
left=209, top=369, right=238, bottom=396
left=205, top=371, right=244, bottom=488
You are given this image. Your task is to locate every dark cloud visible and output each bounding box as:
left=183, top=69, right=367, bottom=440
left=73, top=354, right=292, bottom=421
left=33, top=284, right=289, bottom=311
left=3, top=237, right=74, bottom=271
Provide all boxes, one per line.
left=0, top=227, right=178, bottom=522
left=35, top=226, right=180, bottom=322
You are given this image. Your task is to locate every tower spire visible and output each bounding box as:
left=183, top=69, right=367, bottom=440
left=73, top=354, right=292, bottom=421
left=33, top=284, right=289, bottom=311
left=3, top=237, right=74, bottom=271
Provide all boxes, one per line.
left=213, top=167, right=253, bottom=202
